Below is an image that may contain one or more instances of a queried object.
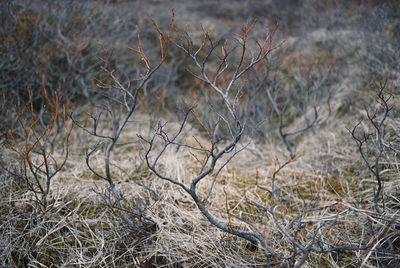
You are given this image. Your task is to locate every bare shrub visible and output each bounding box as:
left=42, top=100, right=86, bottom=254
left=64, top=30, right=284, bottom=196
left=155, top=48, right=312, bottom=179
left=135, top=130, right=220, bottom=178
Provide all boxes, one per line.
left=349, top=79, right=400, bottom=266
left=244, top=45, right=337, bottom=157
left=71, top=13, right=175, bottom=236
left=1, top=86, right=72, bottom=210
left=141, top=18, right=278, bottom=255
left=135, top=21, right=367, bottom=266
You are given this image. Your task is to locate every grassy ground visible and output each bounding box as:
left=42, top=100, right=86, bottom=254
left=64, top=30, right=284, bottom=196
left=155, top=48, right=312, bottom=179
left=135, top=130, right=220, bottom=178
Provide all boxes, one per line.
left=1, top=0, right=399, bottom=267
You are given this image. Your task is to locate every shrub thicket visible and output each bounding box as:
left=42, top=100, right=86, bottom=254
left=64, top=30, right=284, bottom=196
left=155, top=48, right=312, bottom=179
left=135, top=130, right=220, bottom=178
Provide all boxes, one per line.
left=1, top=0, right=399, bottom=267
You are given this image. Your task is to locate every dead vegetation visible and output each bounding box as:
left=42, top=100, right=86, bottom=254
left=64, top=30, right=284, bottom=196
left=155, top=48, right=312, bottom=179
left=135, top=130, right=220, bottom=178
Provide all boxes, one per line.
left=1, top=0, right=399, bottom=267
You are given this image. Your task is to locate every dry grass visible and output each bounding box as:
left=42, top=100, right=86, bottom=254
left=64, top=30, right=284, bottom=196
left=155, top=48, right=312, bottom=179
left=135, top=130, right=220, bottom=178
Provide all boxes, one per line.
left=2, top=111, right=398, bottom=267
left=1, top=0, right=400, bottom=267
